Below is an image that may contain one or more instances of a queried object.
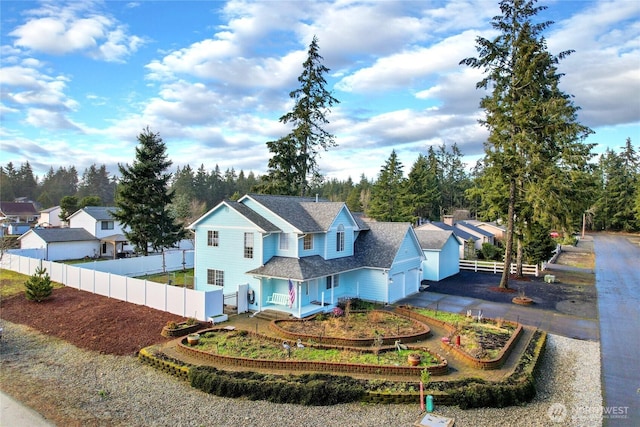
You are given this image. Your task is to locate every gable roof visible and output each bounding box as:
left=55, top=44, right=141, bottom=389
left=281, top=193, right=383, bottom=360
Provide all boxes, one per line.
left=69, top=206, right=117, bottom=221
left=241, top=194, right=326, bottom=232
left=414, top=229, right=459, bottom=250
left=226, top=201, right=281, bottom=232
left=40, top=206, right=60, bottom=214
left=419, top=222, right=477, bottom=241
left=0, top=201, right=38, bottom=216
left=20, top=228, right=98, bottom=243
left=456, top=221, right=495, bottom=238
left=241, top=194, right=356, bottom=233
left=355, top=221, right=417, bottom=268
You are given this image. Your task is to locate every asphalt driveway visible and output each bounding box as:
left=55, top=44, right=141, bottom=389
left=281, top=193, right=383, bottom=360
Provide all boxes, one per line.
left=398, top=269, right=599, bottom=341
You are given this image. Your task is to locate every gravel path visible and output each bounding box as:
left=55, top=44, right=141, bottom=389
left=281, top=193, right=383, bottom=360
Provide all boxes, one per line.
left=0, top=321, right=602, bottom=427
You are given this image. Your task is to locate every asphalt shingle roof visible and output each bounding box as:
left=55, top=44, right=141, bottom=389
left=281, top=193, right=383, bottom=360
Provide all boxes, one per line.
left=249, top=220, right=415, bottom=280
left=226, top=201, right=281, bottom=233
left=25, top=228, right=98, bottom=243
left=247, top=255, right=363, bottom=281
left=414, top=229, right=456, bottom=250
left=244, top=194, right=337, bottom=233
left=75, top=206, right=117, bottom=220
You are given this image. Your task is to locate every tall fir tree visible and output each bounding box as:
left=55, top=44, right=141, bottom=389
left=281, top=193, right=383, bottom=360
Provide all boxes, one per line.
left=461, top=0, right=593, bottom=288
left=113, top=127, right=186, bottom=255
left=261, top=35, right=339, bottom=196
left=367, top=150, right=412, bottom=222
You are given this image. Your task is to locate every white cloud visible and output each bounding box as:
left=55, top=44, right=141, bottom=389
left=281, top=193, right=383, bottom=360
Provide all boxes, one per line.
left=335, top=30, right=482, bottom=93
left=8, top=1, right=145, bottom=62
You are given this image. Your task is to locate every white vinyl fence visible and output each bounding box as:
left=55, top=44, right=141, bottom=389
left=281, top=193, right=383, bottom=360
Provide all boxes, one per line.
left=459, top=259, right=543, bottom=276
left=1, top=253, right=222, bottom=321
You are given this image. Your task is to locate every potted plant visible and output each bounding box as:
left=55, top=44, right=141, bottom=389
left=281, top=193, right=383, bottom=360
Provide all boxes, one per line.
left=408, top=353, right=421, bottom=366
left=187, top=333, right=200, bottom=346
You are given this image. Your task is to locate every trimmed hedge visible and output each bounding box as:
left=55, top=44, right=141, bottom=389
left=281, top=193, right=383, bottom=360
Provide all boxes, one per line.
left=189, top=368, right=365, bottom=405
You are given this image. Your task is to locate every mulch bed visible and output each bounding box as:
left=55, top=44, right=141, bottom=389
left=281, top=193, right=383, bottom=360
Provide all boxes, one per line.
left=0, top=287, right=185, bottom=356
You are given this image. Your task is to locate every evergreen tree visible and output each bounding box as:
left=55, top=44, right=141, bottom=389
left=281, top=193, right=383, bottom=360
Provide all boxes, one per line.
left=77, top=164, right=116, bottom=205
left=262, top=35, right=339, bottom=196
left=405, top=154, right=441, bottom=222
left=461, top=0, right=593, bottom=288
left=59, top=195, right=79, bottom=224
left=24, top=266, right=53, bottom=302
left=367, top=150, right=412, bottom=221
left=113, top=127, right=186, bottom=255
left=594, top=142, right=639, bottom=231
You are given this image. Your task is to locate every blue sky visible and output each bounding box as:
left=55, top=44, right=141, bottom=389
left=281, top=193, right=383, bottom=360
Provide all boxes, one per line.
left=1, top=0, right=639, bottom=183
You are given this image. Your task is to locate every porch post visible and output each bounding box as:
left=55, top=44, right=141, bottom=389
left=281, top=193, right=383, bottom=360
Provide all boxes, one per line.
left=297, top=283, right=301, bottom=317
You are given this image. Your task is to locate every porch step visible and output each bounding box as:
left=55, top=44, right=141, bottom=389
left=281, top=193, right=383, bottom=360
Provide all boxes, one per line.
left=253, top=309, right=292, bottom=321
left=223, top=305, right=237, bottom=315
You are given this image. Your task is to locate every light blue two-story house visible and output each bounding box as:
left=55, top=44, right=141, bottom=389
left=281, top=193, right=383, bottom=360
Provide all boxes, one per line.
left=189, top=194, right=425, bottom=318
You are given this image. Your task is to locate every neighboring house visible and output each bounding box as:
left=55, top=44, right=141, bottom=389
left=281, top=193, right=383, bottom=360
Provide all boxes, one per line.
left=189, top=194, right=425, bottom=318
left=454, top=221, right=495, bottom=246
left=414, top=229, right=460, bottom=281
left=464, top=220, right=506, bottom=242
left=37, top=206, right=62, bottom=228
left=68, top=206, right=131, bottom=258
left=0, top=201, right=39, bottom=223
left=416, top=222, right=477, bottom=260
left=18, top=228, right=99, bottom=261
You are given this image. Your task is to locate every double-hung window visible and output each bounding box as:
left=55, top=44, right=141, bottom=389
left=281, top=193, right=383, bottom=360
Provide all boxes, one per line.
left=101, top=221, right=114, bottom=230
left=279, top=233, right=289, bottom=251
left=336, top=224, right=345, bottom=252
left=207, top=269, right=224, bottom=287
left=244, top=232, right=254, bottom=259
left=303, top=234, right=313, bottom=251
left=207, top=230, right=219, bottom=247
left=326, top=275, right=339, bottom=289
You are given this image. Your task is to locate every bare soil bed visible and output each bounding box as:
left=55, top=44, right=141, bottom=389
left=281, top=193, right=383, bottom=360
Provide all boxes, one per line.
left=278, top=311, right=423, bottom=339
left=0, top=286, right=182, bottom=356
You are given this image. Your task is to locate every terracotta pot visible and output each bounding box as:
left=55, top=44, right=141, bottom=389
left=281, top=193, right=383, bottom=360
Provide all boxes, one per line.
left=187, top=333, right=200, bottom=346
left=408, top=354, right=421, bottom=366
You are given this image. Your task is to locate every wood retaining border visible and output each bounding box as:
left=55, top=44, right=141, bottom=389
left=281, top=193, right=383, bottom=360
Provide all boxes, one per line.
left=175, top=328, right=449, bottom=376
left=394, top=306, right=522, bottom=370
left=269, top=310, right=432, bottom=347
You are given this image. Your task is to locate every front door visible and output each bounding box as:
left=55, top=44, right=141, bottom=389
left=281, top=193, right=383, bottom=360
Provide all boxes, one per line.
left=309, top=278, right=318, bottom=303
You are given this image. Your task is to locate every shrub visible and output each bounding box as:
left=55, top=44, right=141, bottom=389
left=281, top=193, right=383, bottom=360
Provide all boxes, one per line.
left=24, top=266, right=53, bottom=302
left=189, top=367, right=365, bottom=405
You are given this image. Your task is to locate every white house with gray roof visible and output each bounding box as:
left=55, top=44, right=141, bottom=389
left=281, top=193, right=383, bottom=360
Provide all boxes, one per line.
left=68, top=206, right=131, bottom=258
left=189, top=194, right=425, bottom=318
left=18, top=228, right=99, bottom=261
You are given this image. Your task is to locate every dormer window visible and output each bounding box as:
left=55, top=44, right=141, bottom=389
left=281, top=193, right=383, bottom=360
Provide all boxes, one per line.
left=303, top=234, right=313, bottom=250
left=279, top=233, right=289, bottom=250
left=336, top=224, right=345, bottom=252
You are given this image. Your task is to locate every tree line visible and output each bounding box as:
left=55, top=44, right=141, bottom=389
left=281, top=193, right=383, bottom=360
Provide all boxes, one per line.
left=1, top=1, right=638, bottom=277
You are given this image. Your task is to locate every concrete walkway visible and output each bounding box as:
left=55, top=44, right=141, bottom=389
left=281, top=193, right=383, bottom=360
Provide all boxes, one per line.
left=0, top=391, right=55, bottom=427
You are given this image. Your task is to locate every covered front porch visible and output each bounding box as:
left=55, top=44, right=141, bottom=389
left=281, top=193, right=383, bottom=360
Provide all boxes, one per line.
left=258, top=280, right=338, bottom=319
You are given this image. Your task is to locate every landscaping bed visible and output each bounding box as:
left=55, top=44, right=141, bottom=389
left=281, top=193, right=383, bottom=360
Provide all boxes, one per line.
left=0, top=286, right=182, bottom=356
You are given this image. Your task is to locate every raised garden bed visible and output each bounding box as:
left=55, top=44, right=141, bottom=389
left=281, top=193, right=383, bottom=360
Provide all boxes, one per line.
left=271, top=310, right=431, bottom=347
left=161, top=319, right=205, bottom=338
left=395, top=306, right=522, bottom=369
left=176, top=327, right=449, bottom=376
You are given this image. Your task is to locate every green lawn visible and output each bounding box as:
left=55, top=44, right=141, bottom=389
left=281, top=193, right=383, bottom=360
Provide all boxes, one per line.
left=0, top=269, right=63, bottom=299
left=137, top=269, right=194, bottom=289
